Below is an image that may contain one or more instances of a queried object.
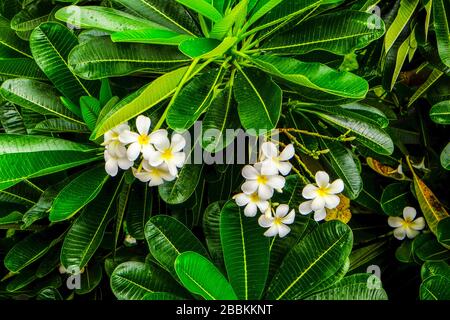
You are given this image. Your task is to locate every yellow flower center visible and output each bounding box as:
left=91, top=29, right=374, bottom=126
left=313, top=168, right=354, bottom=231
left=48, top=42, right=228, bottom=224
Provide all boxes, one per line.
left=249, top=193, right=259, bottom=202
left=401, top=220, right=412, bottom=228
left=112, top=132, right=119, bottom=139
left=256, top=175, right=268, bottom=185
left=161, top=148, right=173, bottom=160
left=273, top=216, right=283, bottom=225
left=138, top=134, right=149, bottom=145
left=316, top=187, right=329, bottom=197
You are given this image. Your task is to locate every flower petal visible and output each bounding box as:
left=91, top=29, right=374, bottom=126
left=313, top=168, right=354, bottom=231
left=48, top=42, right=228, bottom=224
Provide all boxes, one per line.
left=260, top=159, right=279, bottom=176
left=256, top=200, right=269, bottom=213
left=324, top=194, right=340, bottom=209
left=167, top=163, right=178, bottom=177
left=242, top=180, right=258, bottom=194
left=282, top=210, right=296, bottom=225
left=119, top=131, right=139, bottom=144
left=258, top=213, right=274, bottom=228
left=410, top=217, right=425, bottom=231
left=244, top=203, right=258, bottom=217
left=277, top=224, right=291, bottom=238
left=315, top=171, right=330, bottom=188
left=311, top=196, right=326, bottom=211
left=149, top=129, right=169, bottom=146
left=298, top=201, right=313, bottom=215
left=133, top=170, right=151, bottom=183
left=393, top=227, right=406, bottom=240
left=279, top=144, right=295, bottom=161
left=148, top=176, right=164, bottom=187
left=171, top=152, right=186, bottom=168
left=328, top=179, right=344, bottom=194
left=405, top=228, right=420, bottom=239
left=302, top=184, right=318, bottom=199
left=278, top=162, right=292, bottom=176
left=171, top=133, right=186, bottom=152
left=105, top=159, right=118, bottom=177
left=141, top=144, right=155, bottom=160
left=388, top=216, right=403, bottom=228
left=266, top=175, right=285, bottom=190
left=148, top=151, right=163, bottom=167
left=275, top=204, right=289, bottom=218
left=136, top=115, right=151, bottom=135
left=264, top=225, right=279, bottom=237
left=261, top=142, right=278, bottom=158
left=258, top=184, right=274, bottom=199
left=126, top=142, right=141, bottom=161
left=403, top=206, right=417, bottom=221
left=118, top=157, right=133, bottom=170
left=234, top=193, right=250, bottom=206
left=242, top=165, right=259, bottom=180
left=313, top=209, right=327, bottom=222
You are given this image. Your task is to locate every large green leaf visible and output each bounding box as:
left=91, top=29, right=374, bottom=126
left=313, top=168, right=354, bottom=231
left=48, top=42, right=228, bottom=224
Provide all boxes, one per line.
left=0, top=16, right=32, bottom=57
left=203, top=201, right=225, bottom=269
left=112, top=0, right=200, bottom=36
left=384, top=0, right=419, bottom=53
left=441, top=142, right=450, bottom=170
left=433, top=0, right=450, bottom=67
left=68, top=37, right=190, bottom=80
left=10, top=0, right=56, bottom=33
left=111, top=29, right=193, bottom=46
left=250, top=55, right=369, bottom=99
left=175, top=251, right=238, bottom=300
left=0, top=135, right=99, bottom=191
left=167, top=68, right=222, bottom=130
left=55, top=6, right=165, bottom=32
left=49, top=166, right=108, bottom=222
left=0, top=104, right=26, bottom=134
left=430, top=100, right=450, bottom=124
left=220, top=201, right=270, bottom=300
left=126, top=184, right=152, bottom=240
left=234, top=66, right=282, bottom=131
left=210, top=0, right=249, bottom=39
left=158, top=164, right=203, bottom=205
left=30, top=22, right=95, bottom=102
left=266, top=220, right=353, bottom=300
left=145, top=215, right=209, bottom=275
left=420, top=275, right=450, bottom=300
left=0, top=79, right=83, bottom=124
left=380, top=183, right=411, bottom=216
left=176, top=0, right=223, bottom=22
left=261, top=10, right=385, bottom=55
left=0, top=58, right=46, bottom=80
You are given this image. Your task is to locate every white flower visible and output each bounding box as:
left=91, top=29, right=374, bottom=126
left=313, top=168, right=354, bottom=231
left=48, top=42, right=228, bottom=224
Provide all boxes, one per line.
left=299, top=171, right=344, bottom=212
left=119, top=115, right=161, bottom=161
left=233, top=192, right=270, bottom=217
left=104, top=150, right=133, bottom=177
left=388, top=206, right=425, bottom=240
left=241, top=163, right=285, bottom=199
left=258, top=204, right=296, bottom=238
left=298, top=206, right=327, bottom=222
left=147, top=132, right=186, bottom=176
left=132, top=161, right=175, bottom=187
left=260, top=142, right=294, bottom=176
left=102, top=123, right=129, bottom=157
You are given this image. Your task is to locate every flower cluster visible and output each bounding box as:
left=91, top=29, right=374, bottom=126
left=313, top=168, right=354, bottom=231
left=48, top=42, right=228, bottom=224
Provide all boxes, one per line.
left=234, top=141, right=295, bottom=238
left=388, top=206, right=425, bottom=240
left=299, top=171, right=345, bottom=222
left=102, top=115, right=186, bottom=186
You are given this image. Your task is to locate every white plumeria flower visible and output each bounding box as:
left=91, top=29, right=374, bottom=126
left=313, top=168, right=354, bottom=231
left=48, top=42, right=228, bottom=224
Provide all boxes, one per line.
left=258, top=204, right=296, bottom=238
left=241, top=163, right=285, bottom=199
left=388, top=206, right=425, bottom=240
left=260, top=142, right=295, bottom=176
left=104, top=150, right=133, bottom=177
left=132, top=161, right=175, bottom=187
left=233, top=192, right=270, bottom=217
left=300, top=171, right=344, bottom=212
left=102, top=123, right=129, bottom=157
left=298, top=206, right=327, bottom=222
left=147, top=132, right=186, bottom=176
left=119, top=115, right=162, bottom=161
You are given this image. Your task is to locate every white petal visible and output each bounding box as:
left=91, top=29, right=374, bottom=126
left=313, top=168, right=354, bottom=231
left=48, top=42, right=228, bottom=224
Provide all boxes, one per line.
left=403, top=206, right=417, bottom=221
left=149, top=129, right=169, bottom=147
left=126, top=142, right=141, bottom=161
left=261, top=142, right=278, bottom=158
left=277, top=224, right=291, bottom=238
left=410, top=217, right=425, bottom=231
left=405, top=228, right=420, bottom=239
left=315, top=171, right=330, bottom=188
left=136, top=115, right=151, bottom=135
left=275, top=204, right=289, bottom=218
left=258, top=213, right=274, bottom=228
left=242, top=165, right=259, bottom=180
left=314, top=209, right=327, bottom=222
left=302, top=184, right=318, bottom=199
left=279, top=144, right=295, bottom=161
left=119, top=131, right=139, bottom=144
left=264, top=225, right=279, bottom=237
left=167, top=163, right=178, bottom=177
left=105, top=159, right=118, bottom=177
left=148, top=176, right=165, bottom=187
left=266, top=175, right=285, bottom=190
left=328, top=179, right=344, bottom=194
left=116, top=123, right=130, bottom=132
left=299, top=201, right=313, bottom=215
left=393, top=227, right=406, bottom=240
left=324, top=194, right=340, bottom=209
left=104, top=150, right=112, bottom=162
left=311, top=196, right=326, bottom=211
left=388, top=216, right=404, bottom=228
left=133, top=170, right=151, bottom=183
left=241, top=180, right=258, bottom=194
left=244, top=203, right=258, bottom=217
left=148, top=151, right=163, bottom=167
left=118, top=158, right=133, bottom=170
left=260, top=159, right=279, bottom=176
left=172, top=152, right=186, bottom=168
left=141, top=144, right=155, bottom=160
left=171, top=133, right=186, bottom=152
left=278, top=162, right=292, bottom=176
left=256, top=200, right=269, bottom=213
left=234, top=193, right=250, bottom=206
left=258, top=184, right=274, bottom=199
left=282, top=210, right=296, bottom=225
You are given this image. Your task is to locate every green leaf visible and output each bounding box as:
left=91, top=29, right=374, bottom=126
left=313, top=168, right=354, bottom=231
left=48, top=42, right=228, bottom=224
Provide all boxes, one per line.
left=0, top=135, right=99, bottom=191
left=175, top=251, right=238, bottom=300
left=55, top=6, right=165, bottom=32
left=234, top=66, right=282, bottom=131
left=93, top=66, right=188, bottom=139
left=432, top=0, right=450, bottom=67
left=0, top=79, right=83, bottom=125
left=30, top=22, right=95, bottom=102
left=158, top=164, right=203, bottom=205
left=430, top=100, right=450, bottom=124
left=0, top=58, right=46, bottom=80
left=250, top=55, right=369, bottom=99
left=167, top=68, right=222, bottom=130
left=408, top=68, right=444, bottom=107
left=441, top=142, right=450, bottom=170
left=420, top=275, right=450, bottom=300
left=210, top=0, right=248, bottom=39
left=380, top=183, right=411, bottom=216
left=0, top=16, right=32, bottom=58
left=305, top=274, right=388, bottom=300
left=111, top=261, right=185, bottom=300
left=0, top=104, right=26, bottom=135
left=384, top=0, right=419, bottom=53
left=437, top=217, right=450, bottom=249
left=414, top=233, right=450, bottom=262
left=266, top=220, right=353, bottom=300
left=220, top=200, right=270, bottom=300
left=49, top=166, right=108, bottom=222
left=421, top=261, right=450, bottom=281
left=261, top=10, right=385, bottom=55
left=126, top=185, right=152, bottom=240
left=68, top=37, right=190, bottom=80
left=203, top=201, right=225, bottom=269
left=145, top=215, right=209, bottom=275
left=178, top=37, right=236, bottom=58
left=80, top=96, right=101, bottom=131
left=10, top=1, right=56, bottom=33
left=143, top=292, right=185, bottom=300
left=341, top=103, right=389, bottom=128
left=111, top=29, right=193, bottom=46
left=176, top=0, right=223, bottom=22
left=112, top=0, right=200, bottom=36
left=76, top=263, right=103, bottom=295
left=33, top=118, right=89, bottom=133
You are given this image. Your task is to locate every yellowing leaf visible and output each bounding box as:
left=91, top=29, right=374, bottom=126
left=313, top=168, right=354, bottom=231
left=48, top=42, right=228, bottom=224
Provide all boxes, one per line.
left=366, top=157, right=408, bottom=180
